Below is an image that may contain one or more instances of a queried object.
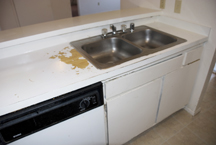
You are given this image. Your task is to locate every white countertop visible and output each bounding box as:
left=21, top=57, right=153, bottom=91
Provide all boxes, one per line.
left=0, top=8, right=209, bottom=116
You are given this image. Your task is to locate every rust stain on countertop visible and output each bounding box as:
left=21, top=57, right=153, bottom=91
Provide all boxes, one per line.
left=49, top=47, right=89, bottom=69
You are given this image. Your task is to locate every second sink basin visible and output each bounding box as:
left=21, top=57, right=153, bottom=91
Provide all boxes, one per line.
left=82, top=37, right=142, bottom=64
left=122, top=29, right=177, bottom=49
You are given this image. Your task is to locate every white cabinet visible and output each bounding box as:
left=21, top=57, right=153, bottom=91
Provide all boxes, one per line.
left=107, top=79, right=162, bottom=145
left=157, top=60, right=200, bottom=122
left=105, top=55, right=183, bottom=145
left=157, top=46, right=203, bottom=122
left=105, top=45, right=203, bottom=145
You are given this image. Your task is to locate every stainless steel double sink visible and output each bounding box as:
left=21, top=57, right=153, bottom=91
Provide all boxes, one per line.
left=70, top=26, right=186, bottom=69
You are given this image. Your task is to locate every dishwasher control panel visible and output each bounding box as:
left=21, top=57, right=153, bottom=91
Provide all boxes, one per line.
left=79, top=95, right=97, bottom=111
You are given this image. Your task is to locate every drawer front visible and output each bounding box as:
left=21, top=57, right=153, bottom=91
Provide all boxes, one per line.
left=182, top=46, right=203, bottom=65
left=105, top=55, right=184, bottom=99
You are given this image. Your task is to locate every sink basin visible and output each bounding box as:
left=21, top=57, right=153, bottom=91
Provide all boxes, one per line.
left=82, top=37, right=142, bottom=64
left=122, top=29, right=177, bottom=49
left=70, top=25, right=186, bottom=69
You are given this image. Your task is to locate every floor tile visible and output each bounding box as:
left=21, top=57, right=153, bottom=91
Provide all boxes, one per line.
left=205, top=87, right=216, bottom=98
left=203, top=93, right=216, bottom=103
left=209, top=103, right=216, bottom=112
left=153, top=116, right=184, bottom=141
left=166, top=128, right=206, bottom=145
left=199, top=100, right=215, bottom=112
left=187, top=112, right=216, bottom=145
left=161, top=142, right=170, bottom=145
left=172, top=109, right=195, bottom=126
left=206, top=105, right=216, bottom=123
left=128, top=129, right=165, bottom=145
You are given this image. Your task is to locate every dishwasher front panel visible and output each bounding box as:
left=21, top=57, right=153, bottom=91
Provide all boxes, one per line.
left=0, top=82, right=106, bottom=145
left=8, top=107, right=106, bottom=145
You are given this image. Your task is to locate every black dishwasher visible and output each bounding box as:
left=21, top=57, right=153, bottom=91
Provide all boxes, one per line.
left=0, top=82, right=104, bottom=145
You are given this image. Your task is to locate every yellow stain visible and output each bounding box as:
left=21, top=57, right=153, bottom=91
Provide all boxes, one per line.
left=49, top=48, right=89, bottom=70
left=58, top=51, right=65, bottom=55
left=50, top=55, right=57, bottom=59
left=64, top=47, right=69, bottom=50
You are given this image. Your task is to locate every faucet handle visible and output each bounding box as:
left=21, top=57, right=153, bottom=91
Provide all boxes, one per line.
left=110, top=24, right=116, bottom=34
left=130, top=23, right=135, bottom=33
left=102, top=28, right=108, bottom=38
left=121, top=24, right=127, bottom=32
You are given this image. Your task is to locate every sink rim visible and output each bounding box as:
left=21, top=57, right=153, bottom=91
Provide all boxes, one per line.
left=70, top=25, right=187, bottom=69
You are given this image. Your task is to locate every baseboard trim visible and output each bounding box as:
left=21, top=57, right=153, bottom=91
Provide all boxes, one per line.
left=184, top=106, right=201, bottom=116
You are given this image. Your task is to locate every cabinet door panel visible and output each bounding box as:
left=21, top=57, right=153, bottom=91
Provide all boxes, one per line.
left=157, top=61, right=200, bottom=122
left=107, top=79, right=162, bottom=145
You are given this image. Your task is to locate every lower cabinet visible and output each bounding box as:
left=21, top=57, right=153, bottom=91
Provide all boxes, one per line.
left=107, top=79, right=162, bottom=145
left=105, top=45, right=203, bottom=145
left=157, top=60, right=200, bottom=122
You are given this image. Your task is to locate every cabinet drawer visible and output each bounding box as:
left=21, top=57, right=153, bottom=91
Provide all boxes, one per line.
left=105, top=55, right=183, bottom=99
left=182, top=46, right=203, bottom=65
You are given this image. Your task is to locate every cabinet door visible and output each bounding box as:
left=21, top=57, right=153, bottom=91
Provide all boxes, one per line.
left=107, top=79, right=162, bottom=145
left=157, top=60, right=200, bottom=123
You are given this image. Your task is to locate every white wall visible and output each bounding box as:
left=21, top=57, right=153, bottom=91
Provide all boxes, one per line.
left=0, top=0, right=20, bottom=30
left=14, top=0, right=72, bottom=27
left=121, top=0, right=216, bottom=115
left=121, top=0, right=159, bottom=10
left=14, top=0, right=54, bottom=27
left=0, top=0, right=72, bottom=29
left=50, top=0, right=72, bottom=20
left=78, top=0, right=120, bottom=16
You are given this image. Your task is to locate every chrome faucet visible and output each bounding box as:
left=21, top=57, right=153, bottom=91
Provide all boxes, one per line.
left=130, top=23, right=135, bottom=33
left=101, top=23, right=133, bottom=38
left=121, top=24, right=127, bottom=33
left=110, top=24, right=117, bottom=35
left=101, top=28, right=108, bottom=39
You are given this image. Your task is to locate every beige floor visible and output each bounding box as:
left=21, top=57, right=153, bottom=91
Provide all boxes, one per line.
left=124, top=73, right=216, bottom=145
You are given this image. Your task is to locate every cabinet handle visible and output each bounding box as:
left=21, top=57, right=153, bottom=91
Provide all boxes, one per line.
left=187, top=59, right=200, bottom=65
